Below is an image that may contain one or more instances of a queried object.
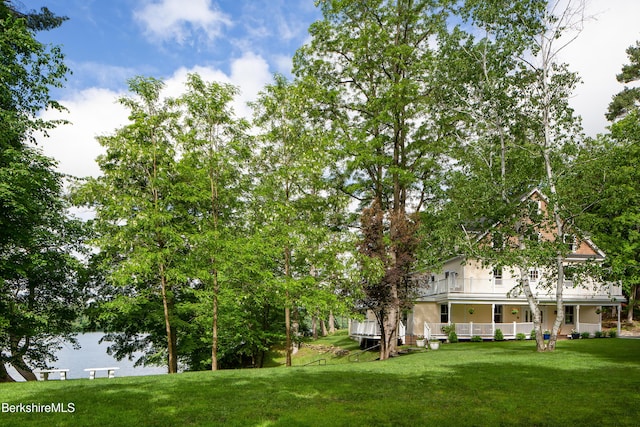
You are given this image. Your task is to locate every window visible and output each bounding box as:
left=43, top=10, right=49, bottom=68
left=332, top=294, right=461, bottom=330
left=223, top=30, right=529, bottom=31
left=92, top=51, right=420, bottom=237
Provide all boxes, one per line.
left=494, top=305, right=503, bottom=323
left=564, top=271, right=575, bottom=288
left=524, top=309, right=543, bottom=323
left=526, top=199, right=542, bottom=218
left=565, top=306, right=575, bottom=324
left=564, top=234, right=577, bottom=252
left=440, top=304, right=449, bottom=323
left=529, top=269, right=539, bottom=282
left=493, top=266, right=503, bottom=286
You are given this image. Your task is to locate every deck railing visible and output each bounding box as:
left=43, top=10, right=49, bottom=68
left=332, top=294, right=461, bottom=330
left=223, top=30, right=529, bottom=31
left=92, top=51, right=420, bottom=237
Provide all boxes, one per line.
left=349, top=320, right=406, bottom=344
left=417, top=277, right=621, bottom=298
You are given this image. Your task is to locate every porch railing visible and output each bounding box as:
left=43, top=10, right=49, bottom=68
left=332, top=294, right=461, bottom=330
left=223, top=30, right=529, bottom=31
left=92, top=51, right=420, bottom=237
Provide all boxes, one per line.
left=428, top=322, right=534, bottom=339
left=349, top=320, right=406, bottom=344
left=427, top=321, right=601, bottom=339
left=417, top=277, right=622, bottom=298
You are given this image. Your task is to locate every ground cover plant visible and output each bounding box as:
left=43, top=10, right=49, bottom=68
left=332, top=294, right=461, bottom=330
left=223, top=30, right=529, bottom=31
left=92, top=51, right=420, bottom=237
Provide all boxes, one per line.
left=0, top=337, right=639, bottom=426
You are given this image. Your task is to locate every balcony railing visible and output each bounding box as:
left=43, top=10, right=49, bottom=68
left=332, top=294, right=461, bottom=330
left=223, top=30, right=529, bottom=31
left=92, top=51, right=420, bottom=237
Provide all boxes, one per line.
left=416, top=277, right=621, bottom=298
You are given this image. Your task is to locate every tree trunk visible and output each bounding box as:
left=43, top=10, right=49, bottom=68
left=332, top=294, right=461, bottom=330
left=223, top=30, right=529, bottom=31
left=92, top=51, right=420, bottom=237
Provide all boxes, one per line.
left=292, top=307, right=300, bottom=355
left=628, top=285, right=638, bottom=323
left=311, top=314, right=318, bottom=339
left=9, top=336, right=37, bottom=381
left=548, top=254, right=565, bottom=351
left=211, top=266, right=219, bottom=371
left=12, top=356, right=37, bottom=381
left=328, top=311, right=335, bottom=333
left=285, top=304, right=292, bottom=367
left=0, top=363, right=15, bottom=382
left=519, top=259, right=546, bottom=352
left=380, top=302, right=399, bottom=360
left=321, top=318, right=328, bottom=337
left=160, top=264, right=178, bottom=373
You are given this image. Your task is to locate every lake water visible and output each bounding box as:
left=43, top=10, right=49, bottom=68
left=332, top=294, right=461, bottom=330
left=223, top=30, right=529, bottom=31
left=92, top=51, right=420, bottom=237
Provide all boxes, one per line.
left=8, top=332, right=166, bottom=381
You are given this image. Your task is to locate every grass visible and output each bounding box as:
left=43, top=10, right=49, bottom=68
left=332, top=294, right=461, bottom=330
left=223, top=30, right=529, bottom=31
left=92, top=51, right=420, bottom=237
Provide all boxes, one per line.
left=1, top=336, right=639, bottom=426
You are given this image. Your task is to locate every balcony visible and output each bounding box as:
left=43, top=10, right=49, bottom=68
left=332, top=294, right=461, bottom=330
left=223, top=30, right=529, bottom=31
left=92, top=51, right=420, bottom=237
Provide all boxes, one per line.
left=416, top=277, right=622, bottom=300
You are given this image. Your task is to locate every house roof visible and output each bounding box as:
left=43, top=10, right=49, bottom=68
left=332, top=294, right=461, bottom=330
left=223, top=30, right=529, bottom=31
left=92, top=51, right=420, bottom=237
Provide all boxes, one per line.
left=466, top=187, right=604, bottom=261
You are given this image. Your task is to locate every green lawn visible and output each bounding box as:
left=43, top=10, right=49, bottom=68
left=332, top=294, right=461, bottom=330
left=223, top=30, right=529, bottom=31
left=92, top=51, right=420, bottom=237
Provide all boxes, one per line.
left=1, top=337, right=639, bottom=426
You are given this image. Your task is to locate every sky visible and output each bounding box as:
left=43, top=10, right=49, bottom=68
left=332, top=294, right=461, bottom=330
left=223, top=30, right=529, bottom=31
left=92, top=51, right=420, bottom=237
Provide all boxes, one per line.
left=22, top=0, right=640, bottom=179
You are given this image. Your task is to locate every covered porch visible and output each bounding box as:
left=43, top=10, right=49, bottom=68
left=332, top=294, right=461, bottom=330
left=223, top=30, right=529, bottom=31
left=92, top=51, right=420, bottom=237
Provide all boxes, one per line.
left=409, top=300, right=622, bottom=341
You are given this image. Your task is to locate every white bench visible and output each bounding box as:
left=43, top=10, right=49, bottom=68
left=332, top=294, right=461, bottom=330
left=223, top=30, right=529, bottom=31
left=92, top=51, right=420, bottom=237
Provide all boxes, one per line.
left=84, top=367, right=120, bottom=379
left=36, top=369, right=70, bottom=381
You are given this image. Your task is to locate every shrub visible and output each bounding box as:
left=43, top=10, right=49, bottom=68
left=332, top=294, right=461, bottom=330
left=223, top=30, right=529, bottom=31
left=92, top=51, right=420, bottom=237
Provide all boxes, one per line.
left=516, top=333, right=526, bottom=341
left=581, top=331, right=590, bottom=339
left=608, top=330, right=617, bottom=338
left=594, top=331, right=603, bottom=338
left=494, top=329, right=505, bottom=341
left=441, top=324, right=458, bottom=343
left=470, top=335, right=483, bottom=342
left=530, top=330, right=536, bottom=340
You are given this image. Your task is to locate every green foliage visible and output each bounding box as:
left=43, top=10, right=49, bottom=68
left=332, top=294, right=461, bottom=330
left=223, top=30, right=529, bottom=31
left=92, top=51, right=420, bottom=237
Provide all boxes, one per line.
left=516, top=333, right=526, bottom=341
left=608, top=330, right=617, bottom=338
left=494, top=329, right=505, bottom=341
left=606, top=41, right=640, bottom=121
left=294, top=0, right=452, bottom=360
left=0, top=1, right=83, bottom=381
left=581, top=331, right=590, bottom=339
left=74, top=76, right=186, bottom=373
left=470, top=335, right=483, bottom=342
left=594, top=331, right=603, bottom=338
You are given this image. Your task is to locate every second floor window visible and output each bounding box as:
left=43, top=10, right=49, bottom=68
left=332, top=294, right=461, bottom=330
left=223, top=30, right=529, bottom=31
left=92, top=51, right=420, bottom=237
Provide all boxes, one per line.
left=529, top=269, right=539, bottom=282
left=493, top=267, right=503, bottom=286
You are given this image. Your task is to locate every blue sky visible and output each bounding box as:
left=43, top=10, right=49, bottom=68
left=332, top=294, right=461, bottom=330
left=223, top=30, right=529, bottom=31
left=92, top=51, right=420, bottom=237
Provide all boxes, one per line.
left=21, top=0, right=640, bottom=179
left=35, top=0, right=319, bottom=93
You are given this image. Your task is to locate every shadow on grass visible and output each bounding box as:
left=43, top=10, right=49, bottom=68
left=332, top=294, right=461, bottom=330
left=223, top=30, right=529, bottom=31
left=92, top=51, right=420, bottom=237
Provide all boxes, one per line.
left=1, top=340, right=639, bottom=426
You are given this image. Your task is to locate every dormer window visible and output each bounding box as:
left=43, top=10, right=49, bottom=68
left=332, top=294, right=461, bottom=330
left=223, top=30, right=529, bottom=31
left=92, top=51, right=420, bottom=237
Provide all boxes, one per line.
left=564, top=234, right=577, bottom=252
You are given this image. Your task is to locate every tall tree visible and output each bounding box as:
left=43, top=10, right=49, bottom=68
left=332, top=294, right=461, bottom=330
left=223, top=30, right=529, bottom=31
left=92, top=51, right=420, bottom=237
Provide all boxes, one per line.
left=294, top=0, right=450, bottom=360
left=570, top=41, right=640, bottom=322
left=75, top=77, right=183, bottom=373
left=444, top=0, right=586, bottom=352
left=251, top=74, right=349, bottom=366
left=175, top=73, right=250, bottom=370
left=0, top=1, right=80, bottom=381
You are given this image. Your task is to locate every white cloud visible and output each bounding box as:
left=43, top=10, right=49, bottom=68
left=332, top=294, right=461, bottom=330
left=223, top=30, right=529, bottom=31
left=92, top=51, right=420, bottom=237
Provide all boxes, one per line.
left=133, top=0, right=232, bottom=45
left=561, top=1, right=640, bottom=137
left=39, top=87, right=128, bottom=178
left=40, top=53, right=272, bottom=179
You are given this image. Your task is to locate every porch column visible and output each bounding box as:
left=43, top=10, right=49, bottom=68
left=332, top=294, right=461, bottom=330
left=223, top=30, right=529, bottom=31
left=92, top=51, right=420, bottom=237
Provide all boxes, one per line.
left=576, top=305, right=580, bottom=332
left=448, top=302, right=452, bottom=324
left=617, top=303, right=621, bottom=336
left=491, top=303, right=495, bottom=337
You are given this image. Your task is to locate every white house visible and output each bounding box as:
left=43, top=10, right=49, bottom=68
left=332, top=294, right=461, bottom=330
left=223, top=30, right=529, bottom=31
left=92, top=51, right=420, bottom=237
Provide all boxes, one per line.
left=351, top=189, right=625, bottom=344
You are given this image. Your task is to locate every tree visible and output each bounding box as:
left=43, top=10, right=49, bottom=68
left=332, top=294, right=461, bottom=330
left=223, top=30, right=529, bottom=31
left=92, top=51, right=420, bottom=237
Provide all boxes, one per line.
left=606, top=41, right=640, bottom=122
left=75, top=77, right=184, bottom=373
left=570, top=41, right=640, bottom=322
left=294, top=0, right=450, bottom=360
left=443, top=0, right=586, bottom=351
left=0, top=149, right=86, bottom=382
left=175, top=73, right=250, bottom=370
left=0, top=1, right=81, bottom=381
left=251, top=74, right=351, bottom=366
